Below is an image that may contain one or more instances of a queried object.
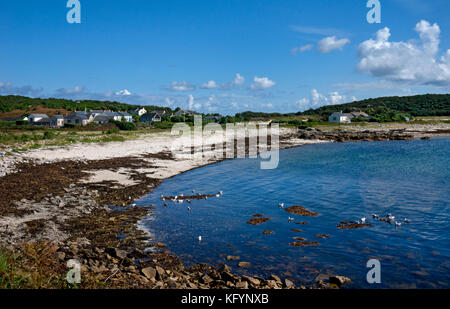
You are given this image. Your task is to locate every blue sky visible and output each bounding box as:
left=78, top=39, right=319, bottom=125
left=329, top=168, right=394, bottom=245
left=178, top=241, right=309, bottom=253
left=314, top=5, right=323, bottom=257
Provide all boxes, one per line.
left=1, top=0, right=449, bottom=115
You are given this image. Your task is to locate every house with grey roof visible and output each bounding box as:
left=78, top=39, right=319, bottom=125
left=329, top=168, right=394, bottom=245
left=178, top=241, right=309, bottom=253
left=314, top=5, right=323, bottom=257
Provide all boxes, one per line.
left=140, top=112, right=161, bottom=123
left=28, top=114, right=49, bottom=124
left=50, top=115, right=65, bottom=128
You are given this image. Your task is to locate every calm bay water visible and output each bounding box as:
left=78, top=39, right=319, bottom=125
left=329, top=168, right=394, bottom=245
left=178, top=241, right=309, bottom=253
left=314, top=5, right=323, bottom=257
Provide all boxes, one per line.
left=138, top=138, right=450, bottom=288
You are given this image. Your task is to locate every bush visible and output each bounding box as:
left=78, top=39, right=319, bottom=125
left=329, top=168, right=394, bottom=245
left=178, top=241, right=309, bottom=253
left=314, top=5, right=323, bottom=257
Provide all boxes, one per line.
left=64, top=123, right=76, bottom=129
left=111, top=121, right=136, bottom=131
left=43, top=131, right=56, bottom=140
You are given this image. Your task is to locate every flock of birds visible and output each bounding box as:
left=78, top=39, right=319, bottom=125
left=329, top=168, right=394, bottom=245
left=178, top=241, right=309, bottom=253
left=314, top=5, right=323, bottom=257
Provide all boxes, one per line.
left=158, top=190, right=225, bottom=242
left=366, top=213, right=411, bottom=227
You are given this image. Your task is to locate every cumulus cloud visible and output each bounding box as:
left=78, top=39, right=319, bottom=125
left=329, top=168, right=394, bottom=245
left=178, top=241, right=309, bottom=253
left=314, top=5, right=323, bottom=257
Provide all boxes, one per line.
left=187, top=94, right=201, bottom=110
left=296, top=89, right=354, bottom=111
left=291, top=44, right=314, bottom=55
left=55, top=85, right=85, bottom=95
left=233, top=73, right=245, bottom=86
left=115, top=89, right=132, bottom=96
left=166, top=81, right=195, bottom=92
left=357, top=20, right=450, bottom=86
left=200, top=80, right=219, bottom=89
left=249, top=76, right=276, bottom=91
left=317, top=36, right=350, bottom=53
left=0, top=82, right=43, bottom=96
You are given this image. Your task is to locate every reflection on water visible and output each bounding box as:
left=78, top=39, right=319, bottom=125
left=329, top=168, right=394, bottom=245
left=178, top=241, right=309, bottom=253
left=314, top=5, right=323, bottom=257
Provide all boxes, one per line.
left=138, top=138, right=450, bottom=288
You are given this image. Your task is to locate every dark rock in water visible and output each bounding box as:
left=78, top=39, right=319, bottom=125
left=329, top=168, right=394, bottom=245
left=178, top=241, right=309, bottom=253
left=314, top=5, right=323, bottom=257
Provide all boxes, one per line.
left=238, top=261, right=251, bottom=268
left=421, top=136, right=430, bottom=140
left=262, top=230, right=274, bottom=235
left=285, top=206, right=318, bottom=217
left=252, top=214, right=264, bottom=218
left=295, top=222, right=308, bottom=225
left=329, top=275, right=351, bottom=286
left=337, top=223, right=371, bottom=229
left=290, top=229, right=303, bottom=233
left=226, top=255, right=240, bottom=261
left=293, top=237, right=306, bottom=241
left=315, top=234, right=330, bottom=239
left=247, top=217, right=270, bottom=225
left=290, top=241, right=319, bottom=247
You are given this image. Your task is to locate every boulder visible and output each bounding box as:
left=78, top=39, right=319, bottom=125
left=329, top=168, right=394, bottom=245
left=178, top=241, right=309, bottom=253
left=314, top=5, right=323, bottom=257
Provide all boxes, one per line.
left=329, top=275, right=351, bottom=286
left=238, top=261, right=251, bottom=268
left=141, top=267, right=157, bottom=280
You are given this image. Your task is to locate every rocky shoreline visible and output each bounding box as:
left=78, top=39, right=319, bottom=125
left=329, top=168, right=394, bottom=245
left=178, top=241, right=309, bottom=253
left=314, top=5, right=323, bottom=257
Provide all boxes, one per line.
left=1, top=124, right=449, bottom=289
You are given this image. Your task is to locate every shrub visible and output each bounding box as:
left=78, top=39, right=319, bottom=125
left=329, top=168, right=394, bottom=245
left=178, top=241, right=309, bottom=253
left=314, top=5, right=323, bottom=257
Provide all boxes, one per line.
left=111, top=121, right=136, bottom=131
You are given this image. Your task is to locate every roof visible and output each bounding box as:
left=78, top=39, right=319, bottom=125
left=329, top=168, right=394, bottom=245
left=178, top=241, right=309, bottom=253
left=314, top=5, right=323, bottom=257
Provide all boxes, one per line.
left=29, top=114, right=49, bottom=118
left=120, top=112, right=132, bottom=117
left=51, top=115, right=64, bottom=119
left=66, top=114, right=88, bottom=120
left=93, top=115, right=111, bottom=122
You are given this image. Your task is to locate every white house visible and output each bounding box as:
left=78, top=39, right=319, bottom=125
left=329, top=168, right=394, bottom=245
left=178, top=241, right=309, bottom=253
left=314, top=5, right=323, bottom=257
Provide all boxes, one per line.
left=328, top=112, right=352, bottom=123
left=28, top=114, right=49, bottom=124
left=132, top=107, right=147, bottom=117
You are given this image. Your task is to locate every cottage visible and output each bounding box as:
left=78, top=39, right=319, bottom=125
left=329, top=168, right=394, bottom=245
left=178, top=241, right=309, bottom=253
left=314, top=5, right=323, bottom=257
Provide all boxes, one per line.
left=119, top=112, right=133, bottom=122
left=50, top=115, right=65, bottom=128
left=65, top=112, right=91, bottom=126
left=173, top=110, right=195, bottom=117
left=131, top=107, right=147, bottom=117
left=350, top=111, right=370, bottom=120
left=92, top=115, right=111, bottom=124
left=328, top=112, right=353, bottom=124
left=28, top=114, right=49, bottom=124
left=35, top=118, right=52, bottom=127
left=140, top=112, right=161, bottom=123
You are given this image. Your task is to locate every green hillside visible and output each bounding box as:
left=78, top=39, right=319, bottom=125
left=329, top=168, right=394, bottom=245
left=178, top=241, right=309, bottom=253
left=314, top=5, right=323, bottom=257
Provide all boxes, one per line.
left=300, top=94, right=450, bottom=117
left=0, top=95, right=174, bottom=114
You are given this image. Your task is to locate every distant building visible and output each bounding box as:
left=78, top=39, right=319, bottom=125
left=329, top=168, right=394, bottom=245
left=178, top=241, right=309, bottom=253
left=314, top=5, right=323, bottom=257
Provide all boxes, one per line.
left=28, top=114, right=49, bottom=124
left=92, top=115, right=111, bottom=124
left=173, top=110, right=195, bottom=117
left=204, top=115, right=223, bottom=123
left=50, top=115, right=65, bottom=128
left=328, top=112, right=352, bottom=124
left=119, top=112, right=133, bottom=122
left=140, top=112, right=162, bottom=123
left=350, top=111, right=370, bottom=120
left=131, top=107, right=147, bottom=117
left=65, top=112, right=92, bottom=126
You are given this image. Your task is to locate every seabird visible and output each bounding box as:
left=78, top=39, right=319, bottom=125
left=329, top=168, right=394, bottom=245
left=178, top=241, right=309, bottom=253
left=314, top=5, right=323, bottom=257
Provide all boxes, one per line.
left=219, top=191, right=223, bottom=195
left=163, top=203, right=168, bottom=207
left=279, top=203, right=285, bottom=208
left=216, top=194, right=220, bottom=198
left=192, top=190, right=196, bottom=193
left=186, top=199, right=192, bottom=204
left=198, top=236, right=202, bottom=242
left=404, top=218, right=411, bottom=224
left=372, top=214, right=379, bottom=219
left=361, top=217, right=367, bottom=223
left=395, top=221, right=402, bottom=227
left=288, top=217, right=294, bottom=222
left=187, top=207, right=191, bottom=212
left=131, top=203, right=137, bottom=207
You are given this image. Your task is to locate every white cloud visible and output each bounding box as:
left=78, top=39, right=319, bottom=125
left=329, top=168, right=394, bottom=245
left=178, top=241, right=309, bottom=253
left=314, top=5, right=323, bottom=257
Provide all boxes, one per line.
left=291, top=44, right=314, bottom=55
left=115, top=89, right=132, bottom=96
left=0, top=81, right=43, bottom=96
left=317, top=36, right=350, bottom=53
left=166, top=81, right=195, bottom=92
left=200, top=80, right=219, bottom=89
left=187, top=94, right=201, bottom=110
left=357, top=20, right=450, bottom=86
left=249, top=76, right=276, bottom=91
left=296, top=89, right=353, bottom=111
left=233, top=73, right=245, bottom=86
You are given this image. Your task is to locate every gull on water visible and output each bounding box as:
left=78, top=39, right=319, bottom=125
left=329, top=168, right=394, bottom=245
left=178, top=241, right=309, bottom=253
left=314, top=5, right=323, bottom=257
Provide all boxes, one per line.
left=198, top=236, right=202, bottom=242
left=288, top=217, right=294, bottom=222
left=187, top=207, right=191, bottom=212
left=372, top=214, right=379, bottom=219
left=279, top=203, right=285, bottom=208
left=404, top=218, right=411, bottom=224
left=361, top=217, right=366, bottom=223
left=395, top=221, right=402, bottom=227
